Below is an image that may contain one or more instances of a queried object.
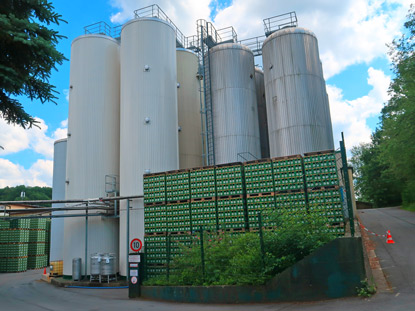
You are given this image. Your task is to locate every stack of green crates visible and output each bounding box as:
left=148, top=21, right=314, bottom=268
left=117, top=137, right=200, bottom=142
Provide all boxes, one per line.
left=168, top=234, right=192, bottom=258
left=273, top=156, right=304, bottom=191
left=244, top=160, right=274, bottom=194
left=166, top=202, right=191, bottom=232
left=144, top=204, right=166, bottom=234
left=190, top=199, right=217, bottom=230
left=0, top=220, right=30, bottom=273
left=29, top=218, right=47, bottom=230
left=215, top=163, right=244, bottom=197
left=28, top=242, right=46, bottom=255
left=308, top=188, right=345, bottom=235
left=217, top=197, right=246, bottom=230
left=304, top=152, right=339, bottom=188
left=246, top=194, right=275, bottom=228
left=190, top=166, right=216, bottom=199
left=27, top=255, right=48, bottom=269
left=27, top=218, right=48, bottom=270
left=145, top=236, right=167, bottom=264
left=145, top=235, right=167, bottom=278
left=143, top=173, right=166, bottom=204
left=166, top=170, right=190, bottom=201
left=275, top=191, right=307, bottom=223
left=0, top=257, right=28, bottom=272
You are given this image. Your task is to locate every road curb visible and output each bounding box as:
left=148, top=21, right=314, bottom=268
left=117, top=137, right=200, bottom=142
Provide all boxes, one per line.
left=357, top=214, right=391, bottom=293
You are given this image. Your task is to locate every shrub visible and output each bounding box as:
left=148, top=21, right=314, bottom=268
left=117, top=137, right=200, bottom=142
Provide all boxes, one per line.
left=144, top=209, right=336, bottom=286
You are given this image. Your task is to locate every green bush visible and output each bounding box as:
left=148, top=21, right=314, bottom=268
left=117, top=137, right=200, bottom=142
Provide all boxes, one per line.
left=144, top=210, right=336, bottom=286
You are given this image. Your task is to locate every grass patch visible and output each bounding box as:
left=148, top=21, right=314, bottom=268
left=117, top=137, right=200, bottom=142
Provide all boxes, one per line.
left=401, top=203, right=415, bottom=212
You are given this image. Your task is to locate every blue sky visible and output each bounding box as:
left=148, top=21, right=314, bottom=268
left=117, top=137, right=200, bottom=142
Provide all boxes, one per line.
left=0, top=0, right=412, bottom=187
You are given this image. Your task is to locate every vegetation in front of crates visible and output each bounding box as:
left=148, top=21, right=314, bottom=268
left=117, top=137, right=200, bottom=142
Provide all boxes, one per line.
left=143, top=210, right=336, bottom=286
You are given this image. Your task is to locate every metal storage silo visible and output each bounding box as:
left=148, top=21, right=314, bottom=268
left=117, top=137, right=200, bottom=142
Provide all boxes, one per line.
left=50, top=138, right=67, bottom=263
left=63, top=34, right=120, bottom=276
left=119, top=18, right=178, bottom=276
left=177, top=48, right=203, bottom=169
left=209, top=43, right=261, bottom=164
left=262, top=27, right=334, bottom=157
left=254, top=67, right=270, bottom=159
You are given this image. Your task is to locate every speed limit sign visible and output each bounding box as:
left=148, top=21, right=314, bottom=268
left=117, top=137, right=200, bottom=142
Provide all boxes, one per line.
left=130, top=238, right=142, bottom=252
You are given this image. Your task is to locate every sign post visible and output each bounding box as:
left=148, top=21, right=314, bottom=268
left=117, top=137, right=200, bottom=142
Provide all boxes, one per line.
left=128, top=253, right=141, bottom=298
left=130, top=238, right=142, bottom=253
left=128, top=238, right=143, bottom=298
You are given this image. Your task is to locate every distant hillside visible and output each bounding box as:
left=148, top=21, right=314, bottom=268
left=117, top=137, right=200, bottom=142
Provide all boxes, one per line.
left=0, top=185, right=52, bottom=202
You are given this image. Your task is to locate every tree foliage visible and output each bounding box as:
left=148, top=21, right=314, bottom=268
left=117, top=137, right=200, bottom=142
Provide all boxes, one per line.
left=0, top=185, right=52, bottom=202
left=352, top=5, right=415, bottom=207
left=0, top=0, right=66, bottom=128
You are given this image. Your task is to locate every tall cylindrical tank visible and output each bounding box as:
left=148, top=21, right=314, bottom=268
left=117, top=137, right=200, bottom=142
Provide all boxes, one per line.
left=63, top=34, right=120, bottom=276
left=50, top=138, right=67, bottom=262
left=254, top=68, right=270, bottom=159
left=262, top=27, right=334, bottom=157
left=209, top=43, right=261, bottom=164
left=177, top=48, right=203, bottom=169
left=119, top=18, right=178, bottom=276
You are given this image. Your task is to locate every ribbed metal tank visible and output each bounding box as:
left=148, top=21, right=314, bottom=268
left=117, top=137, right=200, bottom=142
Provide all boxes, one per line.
left=262, top=27, right=334, bottom=157
left=90, top=253, right=102, bottom=276
left=119, top=18, right=178, bottom=276
left=50, top=138, right=67, bottom=262
left=177, top=48, right=203, bottom=169
left=63, top=34, right=120, bottom=276
left=254, top=68, right=270, bottom=159
left=100, top=253, right=117, bottom=276
left=209, top=43, right=261, bottom=164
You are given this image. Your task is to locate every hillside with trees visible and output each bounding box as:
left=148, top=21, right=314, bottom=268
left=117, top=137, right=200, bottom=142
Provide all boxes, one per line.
left=0, top=185, right=52, bottom=202
left=351, top=5, right=415, bottom=209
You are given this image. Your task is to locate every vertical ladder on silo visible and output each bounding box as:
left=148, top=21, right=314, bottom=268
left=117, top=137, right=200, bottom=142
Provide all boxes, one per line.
left=197, top=20, right=216, bottom=166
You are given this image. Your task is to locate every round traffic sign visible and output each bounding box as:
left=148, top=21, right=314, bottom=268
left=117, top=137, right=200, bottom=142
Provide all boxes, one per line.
left=130, top=238, right=142, bottom=252
left=131, top=276, right=137, bottom=284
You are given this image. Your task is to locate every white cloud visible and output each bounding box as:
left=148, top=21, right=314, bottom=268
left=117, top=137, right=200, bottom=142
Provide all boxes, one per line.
left=0, top=159, right=53, bottom=188
left=0, top=118, right=67, bottom=187
left=213, top=0, right=412, bottom=78
left=109, top=0, right=211, bottom=35
left=63, top=89, right=69, bottom=102
left=0, top=118, right=67, bottom=159
left=328, top=67, right=391, bottom=148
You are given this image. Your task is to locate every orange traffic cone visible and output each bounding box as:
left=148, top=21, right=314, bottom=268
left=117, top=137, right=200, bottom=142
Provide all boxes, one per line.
left=43, top=267, right=47, bottom=274
left=386, top=230, right=395, bottom=244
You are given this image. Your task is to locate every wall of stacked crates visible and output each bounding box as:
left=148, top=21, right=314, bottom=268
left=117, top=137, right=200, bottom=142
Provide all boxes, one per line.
left=0, top=218, right=51, bottom=273
left=143, top=150, right=345, bottom=279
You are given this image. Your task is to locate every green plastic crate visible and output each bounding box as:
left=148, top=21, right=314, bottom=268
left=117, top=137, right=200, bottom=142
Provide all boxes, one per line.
left=166, top=170, right=190, bottom=201
left=190, top=166, right=216, bottom=199
left=217, top=197, right=246, bottom=230
left=144, top=173, right=166, bottom=204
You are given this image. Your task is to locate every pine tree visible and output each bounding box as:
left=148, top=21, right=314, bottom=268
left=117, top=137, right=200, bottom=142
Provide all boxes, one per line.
left=0, top=0, right=66, bottom=129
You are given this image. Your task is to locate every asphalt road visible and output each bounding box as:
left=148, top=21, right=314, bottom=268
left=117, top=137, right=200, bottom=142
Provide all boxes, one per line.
left=0, top=207, right=413, bottom=311
left=358, top=207, right=415, bottom=294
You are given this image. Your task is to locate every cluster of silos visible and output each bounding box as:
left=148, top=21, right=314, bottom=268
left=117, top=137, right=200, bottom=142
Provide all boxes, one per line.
left=262, top=27, right=334, bottom=157
left=56, top=18, right=203, bottom=277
